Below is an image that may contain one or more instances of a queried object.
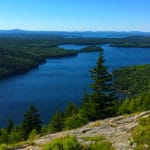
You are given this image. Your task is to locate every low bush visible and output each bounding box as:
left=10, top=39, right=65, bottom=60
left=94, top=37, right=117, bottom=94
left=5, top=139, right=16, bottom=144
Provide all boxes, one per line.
left=82, top=136, right=115, bottom=150
left=44, top=136, right=82, bottom=150
left=132, top=115, right=150, bottom=150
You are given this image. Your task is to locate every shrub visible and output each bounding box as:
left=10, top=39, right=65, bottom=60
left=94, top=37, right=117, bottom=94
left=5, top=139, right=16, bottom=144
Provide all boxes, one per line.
left=64, top=114, right=88, bottom=130
left=86, top=141, right=115, bottom=150
left=82, top=136, right=115, bottom=150
left=0, top=144, right=7, bottom=150
left=119, top=90, right=150, bottom=115
left=28, top=129, right=39, bottom=141
left=132, top=115, right=150, bottom=149
left=44, top=136, right=82, bottom=150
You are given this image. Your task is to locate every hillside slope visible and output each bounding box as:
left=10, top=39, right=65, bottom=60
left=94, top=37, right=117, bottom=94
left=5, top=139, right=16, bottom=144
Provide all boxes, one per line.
left=13, top=111, right=150, bottom=150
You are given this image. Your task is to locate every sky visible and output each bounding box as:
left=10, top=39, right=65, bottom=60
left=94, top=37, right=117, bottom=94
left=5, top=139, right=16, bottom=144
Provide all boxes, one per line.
left=0, top=0, right=149, bottom=31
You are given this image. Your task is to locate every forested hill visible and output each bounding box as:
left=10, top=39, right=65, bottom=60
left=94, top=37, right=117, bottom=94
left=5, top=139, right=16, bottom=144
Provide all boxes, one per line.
left=0, top=37, right=79, bottom=79
left=0, top=36, right=150, bottom=79
left=0, top=36, right=108, bottom=79
left=113, top=64, right=150, bottom=115
left=113, top=64, right=150, bottom=96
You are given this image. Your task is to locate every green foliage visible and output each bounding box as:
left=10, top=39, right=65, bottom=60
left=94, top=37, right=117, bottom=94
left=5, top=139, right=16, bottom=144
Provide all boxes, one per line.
left=1, top=36, right=150, bottom=79
left=64, top=114, right=88, bottom=130
left=0, top=37, right=78, bottom=79
left=88, top=48, right=118, bottom=120
left=80, top=45, right=103, bottom=53
left=0, top=129, right=9, bottom=144
left=49, top=109, right=64, bottom=133
left=22, top=105, right=42, bottom=139
left=81, top=90, right=89, bottom=104
left=0, top=144, right=7, bottom=150
left=28, top=129, right=39, bottom=141
left=44, top=136, right=82, bottom=150
left=63, top=102, right=86, bottom=129
left=79, top=97, right=97, bottom=121
left=62, top=49, right=119, bottom=131
left=111, top=36, right=150, bottom=48
left=0, top=125, right=24, bottom=144
left=6, top=119, right=14, bottom=133
left=65, top=102, right=78, bottom=118
left=119, top=91, right=150, bottom=114
left=44, top=135, right=115, bottom=150
left=0, top=106, right=42, bottom=145
left=79, top=92, right=95, bottom=122
left=85, top=141, right=115, bottom=150
left=113, top=64, right=150, bottom=96
left=41, top=125, right=50, bottom=136
left=132, top=115, right=150, bottom=149
left=8, top=125, right=24, bottom=144
left=82, top=135, right=115, bottom=150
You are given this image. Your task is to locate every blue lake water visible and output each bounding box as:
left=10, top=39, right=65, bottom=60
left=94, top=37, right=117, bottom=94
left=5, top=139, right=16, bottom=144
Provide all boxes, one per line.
left=58, top=44, right=88, bottom=50
left=0, top=44, right=150, bottom=127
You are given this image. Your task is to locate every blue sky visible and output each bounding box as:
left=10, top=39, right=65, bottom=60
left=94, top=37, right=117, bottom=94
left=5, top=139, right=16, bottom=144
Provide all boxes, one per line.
left=0, top=0, right=149, bottom=31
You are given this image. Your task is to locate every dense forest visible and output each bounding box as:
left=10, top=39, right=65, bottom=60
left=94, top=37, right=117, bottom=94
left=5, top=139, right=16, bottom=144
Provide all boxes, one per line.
left=111, top=36, right=150, bottom=47
left=0, top=35, right=150, bottom=79
left=113, top=64, right=150, bottom=115
left=113, top=64, right=150, bottom=96
left=0, top=37, right=78, bottom=79
left=79, top=45, right=103, bottom=52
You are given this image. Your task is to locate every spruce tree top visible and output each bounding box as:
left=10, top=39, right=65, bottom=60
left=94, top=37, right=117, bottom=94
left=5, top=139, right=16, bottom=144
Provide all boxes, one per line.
left=90, top=48, right=113, bottom=95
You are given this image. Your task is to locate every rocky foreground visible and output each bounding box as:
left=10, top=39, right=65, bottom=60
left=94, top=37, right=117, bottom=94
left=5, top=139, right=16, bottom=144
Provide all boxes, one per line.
left=14, top=111, right=150, bottom=150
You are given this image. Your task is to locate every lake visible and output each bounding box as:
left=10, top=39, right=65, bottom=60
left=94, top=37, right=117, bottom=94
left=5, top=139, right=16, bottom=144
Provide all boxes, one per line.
left=0, top=44, right=150, bottom=127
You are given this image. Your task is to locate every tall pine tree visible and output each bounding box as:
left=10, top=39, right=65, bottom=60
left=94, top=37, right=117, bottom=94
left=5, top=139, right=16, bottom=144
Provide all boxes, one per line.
left=65, top=102, right=78, bottom=118
left=49, top=109, right=64, bottom=133
left=22, top=105, right=42, bottom=139
left=6, top=119, right=14, bottom=133
left=89, top=48, right=117, bottom=120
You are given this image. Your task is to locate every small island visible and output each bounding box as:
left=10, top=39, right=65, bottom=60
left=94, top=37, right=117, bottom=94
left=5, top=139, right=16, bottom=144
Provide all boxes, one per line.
left=79, top=45, right=103, bottom=52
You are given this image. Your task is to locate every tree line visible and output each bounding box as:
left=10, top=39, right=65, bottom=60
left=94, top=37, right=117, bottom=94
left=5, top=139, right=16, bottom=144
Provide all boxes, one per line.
left=113, top=64, right=150, bottom=96
left=0, top=37, right=78, bottom=79
left=1, top=36, right=150, bottom=79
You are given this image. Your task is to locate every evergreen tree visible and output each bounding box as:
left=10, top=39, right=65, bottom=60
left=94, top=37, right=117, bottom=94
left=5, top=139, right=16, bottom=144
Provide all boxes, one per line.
left=119, top=90, right=150, bottom=115
left=79, top=97, right=96, bottom=121
left=119, top=98, right=130, bottom=114
left=49, top=109, right=63, bottom=133
left=89, top=48, right=117, bottom=120
left=6, top=119, right=14, bottom=133
left=82, top=90, right=89, bottom=104
left=65, top=102, right=78, bottom=117
left=22, top=105, right=42, bottom=139
left=64, top=114, right=88, bottom=130
left=79, top=91, right=97, bottom=121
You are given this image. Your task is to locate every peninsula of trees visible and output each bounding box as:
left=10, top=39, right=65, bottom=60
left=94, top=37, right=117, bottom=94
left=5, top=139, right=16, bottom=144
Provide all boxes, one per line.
left=79, top=45, right=103, bottom=52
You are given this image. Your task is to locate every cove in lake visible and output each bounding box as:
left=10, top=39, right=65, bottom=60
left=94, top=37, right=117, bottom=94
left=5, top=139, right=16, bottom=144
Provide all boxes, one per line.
left=58, top=44, right=88, bottom=50
left=0, top=44, right=150, bottom=127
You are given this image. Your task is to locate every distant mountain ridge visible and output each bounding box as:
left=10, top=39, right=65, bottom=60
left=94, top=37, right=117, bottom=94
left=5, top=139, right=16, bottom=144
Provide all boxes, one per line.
left=0, top=29, right=150, bottom=38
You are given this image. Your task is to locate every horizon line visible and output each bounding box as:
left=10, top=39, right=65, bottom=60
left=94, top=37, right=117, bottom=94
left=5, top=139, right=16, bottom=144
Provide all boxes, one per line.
left=0, top=29, right=150, bottom=33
